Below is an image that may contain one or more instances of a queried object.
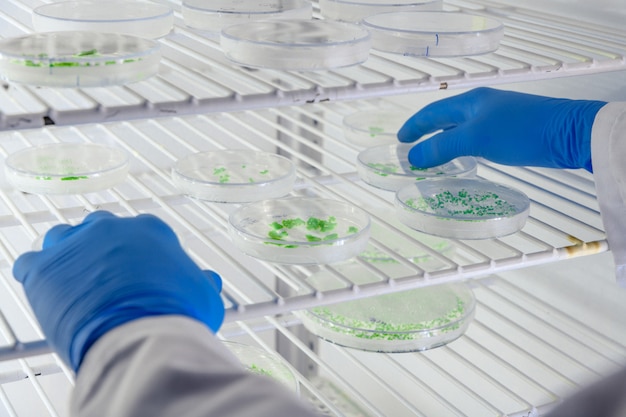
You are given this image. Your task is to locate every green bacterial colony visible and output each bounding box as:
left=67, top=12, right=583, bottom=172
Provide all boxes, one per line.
left=248, top=364, right=273, bottom=377
left=368, top=126, right=385, bottom=137
left=15, top=50, right=138, bottom=67
left=405, top=189, right=517, bottom=218
left=367, top=162, right=442, bottom=180
left=266, top=216, right=358, bottom=248
left=309, top=297, right=466, bottom=341
left=213, top=165, right=269, bottom=184
left=35, top=175, right=88, bottom=181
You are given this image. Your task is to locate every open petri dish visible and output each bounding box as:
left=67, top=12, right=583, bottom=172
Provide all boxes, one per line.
left=395, top=178, right=530, bottom=239
left=220, top=19, right=371, bottom=71
left=357, top=143, right=477, bottom=191
left=319, top=0, right=442, bottom=23
left=182, top=0, right=312, bottom=32
left=342, top=109, right=414, bottom=148
left=172, top=150, right=296, bottom=203
left=223, top=341, right=299, bottom=394
left=5, top=143, right=129, bottom=195
left=362, top=11, right=504, bottom=57
left=32, top=0, right=174, bottom=39
left=228, top=197, right=371, bottom=264
left=298, top=270, right=476, bottom=353
left=0, top=31, right=160, bottom=87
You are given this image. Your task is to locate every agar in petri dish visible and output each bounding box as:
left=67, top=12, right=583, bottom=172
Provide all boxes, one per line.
left=228, top=197, right=371, bottom=264
left=362, top=11, right=504, bottom=57
left=172, top=150, right=296, bottom=203
left=342, top=109, right=414, bottom=148
left=220, top=19, right=371, bottom=71
left=223, top=341, right=299, bottom=394
left=0, top=31, right=160, bottom=87
left=32, top=0, right=174, bottom=39
left=182, top=0, right=312, bottom=32
left=395, top=178, right=530, bottom=239
left=5, top=143, right=129, bottom=195
left=357, top=143, right=477, bottom=191
left=319, top=0, right=442, bottom=23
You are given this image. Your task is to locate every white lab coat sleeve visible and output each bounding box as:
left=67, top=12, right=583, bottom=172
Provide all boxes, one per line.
left=70, top=316, right=322, bottom=417
left=590, top=101, right=626, bottom=287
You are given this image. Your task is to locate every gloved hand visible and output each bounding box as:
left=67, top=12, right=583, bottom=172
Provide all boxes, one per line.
left=397, top=87, right=607, bottom=172
left=13, top=211, right=224, bottom=372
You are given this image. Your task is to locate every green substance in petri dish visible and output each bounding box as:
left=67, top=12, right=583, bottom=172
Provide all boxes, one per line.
left=405, top=189, right=517, bottom=219
left=368, top=126, right=385, bottom=137
left=248, top=364, right=273, bottom=377
left=12, top=49, right=139, bottom=68
left=35, top=175, right=88, bottom=181
left=266, top=216, right=357, bottom=248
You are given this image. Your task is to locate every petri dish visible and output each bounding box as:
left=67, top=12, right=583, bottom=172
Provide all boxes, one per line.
left=298, top=269, right=476, bottom=353
left=342, top=109, right=413, bottom=148
left=319, top=0, right=442, bottom=23
left=182, top=0, right=312, bottom=32
left=362, top=11, right=504, bottom=57
left=172, top=150, right=296, bottom=203
left=5, top=143, right=129, bottom=195
left=395, top=178, right=530, bottom=239
left=0, top=31, right=160, bottom=88
left=220, top=19, right=371, bottom=71
left=357, top=143, right=477, bottom=191
left=223, top=341, right=299, bottom=394
left=228, top=197, right=371, bottom=264
left=32, top=0, right=174, bottom=39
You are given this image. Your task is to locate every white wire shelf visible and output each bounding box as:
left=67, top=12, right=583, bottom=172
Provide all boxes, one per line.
left=0, top=0, right=624, bottom=130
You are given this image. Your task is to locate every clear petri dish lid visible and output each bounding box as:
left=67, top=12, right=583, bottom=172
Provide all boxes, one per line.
left=5, top=143, right=129, bottom=195
left=220, top=19, right=371, bottom=71
left=182, top=0, right=312, bottom=32
left=172, top=150, right=296, bottom=203
left=0, top=31, right=161, bottom=87
left=228, top=197, right=371, bottom=265
left=342, top=109, right=414, bottom=148
left=320, top=0, right=442, bottom=23
left=357, top=143, right=477, bottom=191
left=32, top=0, right=174, bottom=39
left=222, top=341, right=299, bottom=394
left=395, top=178, right=530, bottom=239
left=362, top=11, right=504, bottom=57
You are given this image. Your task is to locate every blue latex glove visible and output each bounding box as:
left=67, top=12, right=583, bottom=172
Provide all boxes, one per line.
left=397, top=87, right=607, bottom=172
left=13, top=211, right=224, bottom=372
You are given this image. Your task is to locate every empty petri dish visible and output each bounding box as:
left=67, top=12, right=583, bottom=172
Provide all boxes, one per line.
left=395, top=178, right=530, bottom=239
left=223, top=341, right=299, bottom=394
left=357, top=143, right=477, bottom=191
left=220, top=19, right=371, bottom=70
left=172, top=150, right=296, bottom=203
left=362, top=11, right=504, bottom=57
left=32, top=0, right=174, bottom=39
left=0, top=31, right=160, bottom=87
left=228, top=197, right=371, bottom=264
left=342, top=109, right=414, bottom=148
left=183, top=0, right=312, bottom=32
left=5, top=143, right=129, bottom=195
left=319, top=0, right=442, bottom=23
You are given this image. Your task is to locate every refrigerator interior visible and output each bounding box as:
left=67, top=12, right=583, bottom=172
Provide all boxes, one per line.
left=1, top=0, right=626, bottom=416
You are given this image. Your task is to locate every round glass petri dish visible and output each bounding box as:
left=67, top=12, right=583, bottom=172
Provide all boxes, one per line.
left=362, top=11, right=504, bottom=57
left=319, top=0, right=442, bottom=23
left=32, top=0, right=174, bottom=39
left=299, top=276, right=476, bottom=353
left=223, top=341, right=299, bottom=394
left=357, top=143, right=477, bottom=191
left=182, top=0, right=312, bottom=32
left=5, top=143, right=129, bottom=195
left=220, top=19, right=371, bottom=71
left=172, top=150, right=296, bottom=203
left=342, top=109, right=413, bottom=148
left=228, top=197, right=371, bottom=264
left=395, top=178, right=530, bottom=239
left=0, top=31, right=160, bottom=87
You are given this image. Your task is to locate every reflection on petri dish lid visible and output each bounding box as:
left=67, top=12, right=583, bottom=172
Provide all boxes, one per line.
left=319, top=0, right=442, bottom=23
left=228, top=197, right=371, bottom=264
left=357, top=143, right=477, bottom=191
left=395, top=178, right=530, bottom=239
left=220, top=19, right=371, bottom=71
left=0, top=31, right=161, bottom=87
left=172, top=150, right=296, bottom=203
left=362, top=11, right=504, bottom=57
left=342, top=109, right=413, bottom=148
left=5, top=143, right=129, bottom=195
left=223, top=341, right=299, bottom=394
left=182, top=0, right=312, bottom=32
left=32, top=0, right=174, bottom=39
